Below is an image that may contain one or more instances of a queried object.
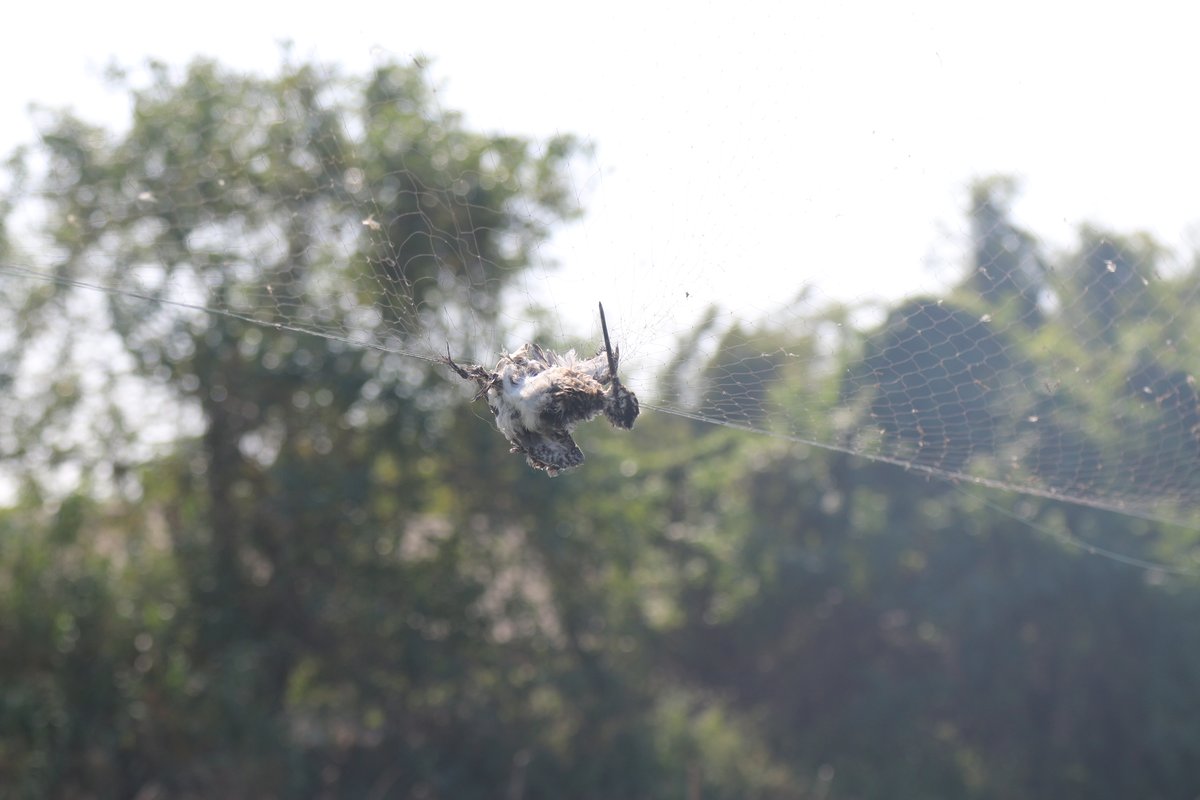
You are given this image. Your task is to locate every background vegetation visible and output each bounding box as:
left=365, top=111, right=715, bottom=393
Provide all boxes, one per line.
left=4, top=57, right=1200, bottom=799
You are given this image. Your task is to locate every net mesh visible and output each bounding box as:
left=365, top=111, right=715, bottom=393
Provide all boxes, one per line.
left=4, top=58, right=1200, bottom=528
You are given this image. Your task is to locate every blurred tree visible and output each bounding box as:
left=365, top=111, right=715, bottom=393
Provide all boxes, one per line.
left=649, top=320, right=1200, bottom=799
left=4, top=55, right=592, bottom=797
left=3, top=54, right=804, bottom=800
left=1066, top=226, right=1162, bottom=343
left=852, top=298, right=1015, bottom=474
left=967, top=176, right=1046, bottom=326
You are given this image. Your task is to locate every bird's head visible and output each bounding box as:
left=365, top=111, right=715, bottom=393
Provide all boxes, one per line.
left=605, top=384, right=640, bottom=430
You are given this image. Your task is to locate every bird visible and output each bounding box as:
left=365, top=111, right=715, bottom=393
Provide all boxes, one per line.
left=441, top=303, right=640, bottom=475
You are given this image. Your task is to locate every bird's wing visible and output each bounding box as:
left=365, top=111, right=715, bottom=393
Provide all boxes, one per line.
left=512, top=428, right=585, bottom=476
left=541, top=371, right=608, bottom=427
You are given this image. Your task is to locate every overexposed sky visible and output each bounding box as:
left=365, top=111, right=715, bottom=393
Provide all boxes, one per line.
left=5, top=2, right=1200, bottom=349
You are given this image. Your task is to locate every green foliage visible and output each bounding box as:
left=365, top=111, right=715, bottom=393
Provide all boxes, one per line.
left=7, top=58, right=1200, bottom=800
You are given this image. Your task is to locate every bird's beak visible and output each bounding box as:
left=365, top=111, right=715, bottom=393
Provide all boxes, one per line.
left=598, top=302, right=619, bottom=382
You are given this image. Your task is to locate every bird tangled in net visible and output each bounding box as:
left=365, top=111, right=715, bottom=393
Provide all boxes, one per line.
left=442, top=303, right=640, bottom=476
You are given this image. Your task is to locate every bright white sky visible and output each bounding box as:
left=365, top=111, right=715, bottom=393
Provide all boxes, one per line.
left=5, top=1, right=1200, bottom=344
